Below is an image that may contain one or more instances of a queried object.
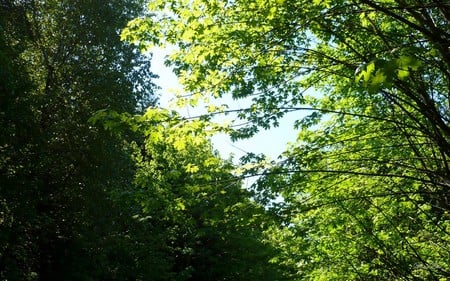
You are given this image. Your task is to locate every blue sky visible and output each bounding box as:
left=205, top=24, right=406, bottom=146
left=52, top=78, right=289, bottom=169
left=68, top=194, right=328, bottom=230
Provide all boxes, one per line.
left=150, top=48, right=301, bottom=162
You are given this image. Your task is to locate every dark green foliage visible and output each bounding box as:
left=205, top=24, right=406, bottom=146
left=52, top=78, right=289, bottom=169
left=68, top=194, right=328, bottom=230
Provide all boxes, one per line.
left=0, top=0, right=158, bottom=279
left=114, top=109, right=288, bottom=280
left=1, top=1, right=288, bottom=280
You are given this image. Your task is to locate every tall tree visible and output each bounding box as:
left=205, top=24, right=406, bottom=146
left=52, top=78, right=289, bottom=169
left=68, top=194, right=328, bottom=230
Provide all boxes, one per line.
left=92, top=108, right=288, bottom=280
left=123, top=0, right=450, bottom=279
left=0, top=0, right=157, bottom=279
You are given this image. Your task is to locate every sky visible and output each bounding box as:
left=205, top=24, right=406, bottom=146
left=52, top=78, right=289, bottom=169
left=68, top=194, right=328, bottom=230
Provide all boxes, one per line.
left=150, top=48, right=301, bottom=163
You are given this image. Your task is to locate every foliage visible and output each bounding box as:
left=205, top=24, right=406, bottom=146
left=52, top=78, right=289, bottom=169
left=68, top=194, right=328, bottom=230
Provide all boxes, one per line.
left=1, top=0, right=290, bottom=279
left=93, top=108, right=289, bottom=280
left=259, top=114, right=450, bottom=280
left=124, top=0, right=450, bottom=280
left=0, top=0, right=158, bottom=279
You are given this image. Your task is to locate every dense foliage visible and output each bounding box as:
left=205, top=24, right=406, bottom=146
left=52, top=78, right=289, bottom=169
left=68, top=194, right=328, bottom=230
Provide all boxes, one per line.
left=124, top=0, right=450, bottom=280
left=1, top=1, right=286, bottom=280
left=91, top=108, right=288, bottom=280
left=0, top=0, right=157, bottom=279
left=3, top=0, right=450, bottom=280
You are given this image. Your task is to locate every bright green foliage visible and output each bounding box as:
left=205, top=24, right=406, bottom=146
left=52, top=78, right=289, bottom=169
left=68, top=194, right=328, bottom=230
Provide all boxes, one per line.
left=125, top=0, right=450, bottom=280
left=261, top=115, right=450, bottom=280
left=95, top=108, right=288, bottom=280
left=123, top=0, right=450, bottom=138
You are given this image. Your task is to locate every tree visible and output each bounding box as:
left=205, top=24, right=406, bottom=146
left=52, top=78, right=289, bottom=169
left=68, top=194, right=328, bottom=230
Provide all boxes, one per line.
left=123, top=0, right=450, bottom=279
left=0, top=0, right=158, bottom=279
left=93, top=108, right=288, bottom=280
left=257, top=115, right=450, bottom=280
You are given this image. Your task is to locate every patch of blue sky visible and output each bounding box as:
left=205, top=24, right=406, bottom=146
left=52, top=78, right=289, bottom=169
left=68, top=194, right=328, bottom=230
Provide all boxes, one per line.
left=150, top=47, right=303, bottom=163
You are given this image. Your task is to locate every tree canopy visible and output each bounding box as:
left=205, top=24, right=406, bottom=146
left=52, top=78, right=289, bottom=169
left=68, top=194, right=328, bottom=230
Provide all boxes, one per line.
left=91, top=108, right=288, bottom=280
left=2, top=0, right=450, bottom=280
left=1, top=0, right=158, bottom=279
left=123, top=0, right=450, bottom=280
left=1, top=1, right=287, bottom=280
